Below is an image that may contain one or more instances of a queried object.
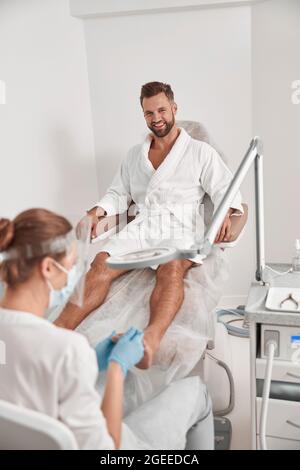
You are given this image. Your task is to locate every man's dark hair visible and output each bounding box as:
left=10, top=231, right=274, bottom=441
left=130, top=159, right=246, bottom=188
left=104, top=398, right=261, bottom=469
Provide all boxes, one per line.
left=140, top=81, right=174, bottom=107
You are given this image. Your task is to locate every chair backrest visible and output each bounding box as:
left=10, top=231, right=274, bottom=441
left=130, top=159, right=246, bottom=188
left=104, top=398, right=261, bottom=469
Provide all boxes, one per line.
left=177, top=120, right=226, bottom=228
left=176, top=120, right=226, bottom=162
left=0, top=399, right=78, bottom=450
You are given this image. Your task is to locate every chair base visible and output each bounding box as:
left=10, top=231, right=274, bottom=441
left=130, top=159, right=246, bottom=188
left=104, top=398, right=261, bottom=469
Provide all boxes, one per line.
left=214, top=416, right=232, bottom=450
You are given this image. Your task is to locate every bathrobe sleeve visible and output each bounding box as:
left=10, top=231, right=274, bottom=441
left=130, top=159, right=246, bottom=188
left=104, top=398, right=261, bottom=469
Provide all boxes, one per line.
left=95, top=151, right=132, bottom=216
left=199, top=142, right=244, bottom=215
left=58, top=334, right=115, bottom=450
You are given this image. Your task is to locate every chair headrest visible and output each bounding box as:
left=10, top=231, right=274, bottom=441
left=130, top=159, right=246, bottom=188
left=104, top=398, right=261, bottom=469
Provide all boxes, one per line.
left=176, top=120, right=210, bottom=142
left=176, top=120, right=226, bottom=163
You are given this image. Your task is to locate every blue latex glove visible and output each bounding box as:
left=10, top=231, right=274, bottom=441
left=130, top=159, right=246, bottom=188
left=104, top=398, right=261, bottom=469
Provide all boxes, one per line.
left=95, top=331, right=116, bottom=371
left=108, top=327, right=144, bottom=377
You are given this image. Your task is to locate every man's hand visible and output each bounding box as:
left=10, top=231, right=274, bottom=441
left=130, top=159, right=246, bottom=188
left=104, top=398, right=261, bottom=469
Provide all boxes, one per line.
left=87, top=206, right=106, bottom=239
left=214, top=208, right=235, bottom=243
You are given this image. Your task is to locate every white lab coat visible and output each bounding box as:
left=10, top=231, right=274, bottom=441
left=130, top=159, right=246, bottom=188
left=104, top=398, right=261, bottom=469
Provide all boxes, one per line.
left=97, top=128, right=243, bottom=264
left=0, top=308, right=212, bottom=450
left=0, top=307, right=114, bottom=450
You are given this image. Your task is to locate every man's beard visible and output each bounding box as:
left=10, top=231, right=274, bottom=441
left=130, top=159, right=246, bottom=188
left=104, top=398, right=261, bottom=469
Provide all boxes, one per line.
left=148, top=114, right=175, bottom=138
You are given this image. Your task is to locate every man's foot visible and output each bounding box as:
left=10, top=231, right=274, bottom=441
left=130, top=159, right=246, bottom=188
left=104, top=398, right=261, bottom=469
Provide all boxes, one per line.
left=111, top=331, right=159, bottom=369
left=136, top=330, right=161, bottom=370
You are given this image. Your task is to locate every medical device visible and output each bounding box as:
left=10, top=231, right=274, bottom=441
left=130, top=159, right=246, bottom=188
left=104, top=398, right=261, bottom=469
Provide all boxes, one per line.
left=246, top=262, right=300, bottom=451
left=258, top=323, right=300, bottom=450
left=260, top=325, right=300, bottom=361
left=106, top=137, right=265, bottom=272
left=292, top=239, right=300, bottom=272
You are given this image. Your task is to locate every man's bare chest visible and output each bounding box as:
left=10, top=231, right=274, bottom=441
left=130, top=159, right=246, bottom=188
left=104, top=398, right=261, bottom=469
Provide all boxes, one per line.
left=148, top=147, right=170, bottom=170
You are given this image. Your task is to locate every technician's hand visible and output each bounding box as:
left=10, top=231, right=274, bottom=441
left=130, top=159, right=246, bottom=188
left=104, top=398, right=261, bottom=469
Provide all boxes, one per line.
left=95, top=331, right=118, bottom=371
left=108, top=327, right=144, bottom=377
left=87, top=206, right=106, bottom=240
left=214, top=209, right=233, bottom=243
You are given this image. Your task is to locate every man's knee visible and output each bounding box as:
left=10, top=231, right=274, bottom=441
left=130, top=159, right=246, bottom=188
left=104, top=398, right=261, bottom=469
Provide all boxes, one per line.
left=157, top=260, right=187, bottom=281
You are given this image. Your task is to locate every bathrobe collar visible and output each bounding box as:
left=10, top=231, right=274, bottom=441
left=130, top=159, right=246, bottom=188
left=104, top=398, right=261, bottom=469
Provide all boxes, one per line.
left=141, top=127, right=191, bottom=192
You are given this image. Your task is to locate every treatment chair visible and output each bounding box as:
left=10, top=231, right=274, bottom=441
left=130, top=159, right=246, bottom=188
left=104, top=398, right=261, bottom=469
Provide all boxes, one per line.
left=0, top=399, right=78, bottom=450
left=90, top=121, right=248, bottom=422
left=0, top=125, right=247, bottom=451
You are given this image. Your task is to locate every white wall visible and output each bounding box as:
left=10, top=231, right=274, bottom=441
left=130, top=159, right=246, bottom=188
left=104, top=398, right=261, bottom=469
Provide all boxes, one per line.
left=252, top=0, right=300, bottom=264
left=82, top=4, right=255, bottom=301
left=0, top=0, right=98, bottom=224
left=3, top=0, right=297, bottom=301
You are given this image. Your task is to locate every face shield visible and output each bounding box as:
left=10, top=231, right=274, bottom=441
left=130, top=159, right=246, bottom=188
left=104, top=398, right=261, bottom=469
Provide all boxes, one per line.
left=70, top=215, right=92, bottom=306
left=0, top=216, right=92, bottom=307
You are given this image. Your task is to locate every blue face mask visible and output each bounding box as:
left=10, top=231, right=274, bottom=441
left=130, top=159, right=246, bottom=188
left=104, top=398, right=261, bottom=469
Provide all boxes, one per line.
left=47, top=261, right=81, bottom=313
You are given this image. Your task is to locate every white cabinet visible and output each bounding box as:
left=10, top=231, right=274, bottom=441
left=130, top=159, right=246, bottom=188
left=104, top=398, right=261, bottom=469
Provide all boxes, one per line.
left=256, top=436, right=300, bottom=450
left=256, top=358, right=300, bottom=384
left=246, top=281, right=300, bottom=450
left=257, top=398, right=300, bottom=444
left=252, top=335, right=300, bottom=449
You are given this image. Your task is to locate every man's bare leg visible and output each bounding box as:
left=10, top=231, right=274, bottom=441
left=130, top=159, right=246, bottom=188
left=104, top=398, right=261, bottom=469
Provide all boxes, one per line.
left=55, top=252, right=129, bottom=330
left=137, top=259, right=193, bottom=369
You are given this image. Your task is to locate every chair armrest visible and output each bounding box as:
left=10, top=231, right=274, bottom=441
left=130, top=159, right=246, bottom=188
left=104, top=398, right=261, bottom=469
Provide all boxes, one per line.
left=218, top=203, right=248, bottom=248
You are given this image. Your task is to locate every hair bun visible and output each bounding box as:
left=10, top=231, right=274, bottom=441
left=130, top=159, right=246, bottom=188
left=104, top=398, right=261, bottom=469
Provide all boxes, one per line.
left=0, top=218, right=14, bottom=252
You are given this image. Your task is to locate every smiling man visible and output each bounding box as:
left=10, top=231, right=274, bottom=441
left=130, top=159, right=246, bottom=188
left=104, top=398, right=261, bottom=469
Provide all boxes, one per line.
left=55, top=81, right=243, bottom=368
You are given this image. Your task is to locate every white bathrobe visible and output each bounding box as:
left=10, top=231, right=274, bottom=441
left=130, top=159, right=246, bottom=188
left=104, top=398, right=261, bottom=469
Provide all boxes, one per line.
left=97, top=128, right=243, bottom=264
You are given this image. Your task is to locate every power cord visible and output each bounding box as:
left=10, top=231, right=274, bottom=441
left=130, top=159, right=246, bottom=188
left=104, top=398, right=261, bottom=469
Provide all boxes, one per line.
left=259, top=340, right=277, bottom=450
left=217, top=308, right=249, bottom=338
